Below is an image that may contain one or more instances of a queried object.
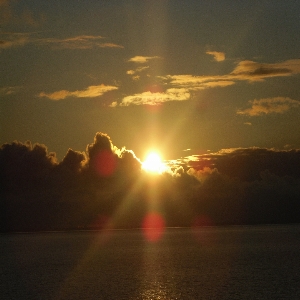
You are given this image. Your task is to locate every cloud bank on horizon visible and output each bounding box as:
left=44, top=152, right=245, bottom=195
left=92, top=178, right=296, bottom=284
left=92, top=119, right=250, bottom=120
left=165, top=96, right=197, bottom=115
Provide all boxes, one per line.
left=1, top=132, right=300, bottom=231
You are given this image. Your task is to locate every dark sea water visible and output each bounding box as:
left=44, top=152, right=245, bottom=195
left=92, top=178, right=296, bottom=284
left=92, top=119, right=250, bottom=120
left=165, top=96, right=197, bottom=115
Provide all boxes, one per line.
left=1, top=225, right=300, bottom=299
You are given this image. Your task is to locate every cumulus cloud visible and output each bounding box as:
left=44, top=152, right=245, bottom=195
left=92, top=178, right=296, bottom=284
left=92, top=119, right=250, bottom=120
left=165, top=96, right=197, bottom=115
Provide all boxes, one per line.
left=237, top=97, right=300, bottom=116
left=128, top=56, right=162, bottom=63
left=1, top=134, right=300, bottom=231
left=59, top=148, right=86, bottom=174
left=206, top=51, right=225, bottom=62
left=183, top=147, right=300, bottom=181
left=119, top=88, right=190, bottom=106
left=39, top=84, right=118, bottom=100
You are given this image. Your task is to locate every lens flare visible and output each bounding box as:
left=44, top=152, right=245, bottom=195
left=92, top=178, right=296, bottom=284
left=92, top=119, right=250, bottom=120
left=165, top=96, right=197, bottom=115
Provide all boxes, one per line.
left=142, top=212, right=165, bottom=242
left=94, top=150, right=117, bottom=177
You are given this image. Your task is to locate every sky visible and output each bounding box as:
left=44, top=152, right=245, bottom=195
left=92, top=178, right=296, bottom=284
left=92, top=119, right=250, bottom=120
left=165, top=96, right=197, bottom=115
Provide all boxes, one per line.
left=1, top=0, right=300, bottom=163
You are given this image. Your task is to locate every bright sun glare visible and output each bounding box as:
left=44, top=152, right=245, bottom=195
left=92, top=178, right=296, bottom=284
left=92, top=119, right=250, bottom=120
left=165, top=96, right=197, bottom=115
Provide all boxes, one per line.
left=142, top=151, right=167, bottom=174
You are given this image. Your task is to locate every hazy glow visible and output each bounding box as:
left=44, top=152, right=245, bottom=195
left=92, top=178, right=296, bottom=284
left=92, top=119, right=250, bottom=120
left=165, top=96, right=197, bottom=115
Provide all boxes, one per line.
left=142, top=151, right=167, bottom=174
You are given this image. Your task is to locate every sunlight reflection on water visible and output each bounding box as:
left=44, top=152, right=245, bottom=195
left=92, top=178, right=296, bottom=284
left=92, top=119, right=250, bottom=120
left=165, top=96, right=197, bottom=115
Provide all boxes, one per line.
left=139, top=240, right=181, bottom=300
left=1, top=226, right=300, bottom=299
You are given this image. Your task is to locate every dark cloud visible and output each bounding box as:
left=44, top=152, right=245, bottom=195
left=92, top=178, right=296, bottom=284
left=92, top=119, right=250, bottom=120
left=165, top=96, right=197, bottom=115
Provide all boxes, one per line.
left=85, top=132, right=119, bottom=177
left=1, top=135, right=300, bottom=232
left=0, top=140, right=57, bottom=191
left=59, top=148, right=86, bottom=174
left=185, top=147, right=300, bottom=181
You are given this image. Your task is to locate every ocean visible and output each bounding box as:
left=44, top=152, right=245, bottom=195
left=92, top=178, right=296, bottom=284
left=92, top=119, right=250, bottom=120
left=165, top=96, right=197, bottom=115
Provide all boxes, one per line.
left=1, top=225, right=300, bottom=299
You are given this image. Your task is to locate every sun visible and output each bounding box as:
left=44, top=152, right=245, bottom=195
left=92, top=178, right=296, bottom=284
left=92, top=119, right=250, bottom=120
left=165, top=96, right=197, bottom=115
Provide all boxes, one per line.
left=142, top=151, right=167, bottom=174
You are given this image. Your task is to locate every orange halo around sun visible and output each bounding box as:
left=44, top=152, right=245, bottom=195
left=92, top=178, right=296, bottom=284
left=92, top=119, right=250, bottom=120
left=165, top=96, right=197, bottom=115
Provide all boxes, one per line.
left=142, top=151, right=167, bottom=174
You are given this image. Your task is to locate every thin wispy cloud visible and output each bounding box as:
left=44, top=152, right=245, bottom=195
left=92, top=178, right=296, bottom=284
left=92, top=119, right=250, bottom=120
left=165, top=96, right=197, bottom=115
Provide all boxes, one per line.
left=0, top=85, right=23, bottom=95
left=126, top=66, right=149, bottom=75
left=97, top=43, right=124, bottom=49
left=230, top=59, right=300, bottom=81
left=119, top=88, right=190, bottom=106
left=39, top=84, right=118, bottom=100
left=126, top=66, right=150, bottom=80
left=0, top=33, right=124, bottom=50
left=206, top=51, right=225, bottom=62
left=0, top=32, right=30, bottom=49
left=200, top=81, right=235, bottom=89
left=237, top=97, right=300, bottom=116
left=161, top=59, right=300, bottom=91
left=162, top=74, right=235, bottom=90
left=128, top=56, right=162, bottom=63
left=38, top=35, right=105, bottom=49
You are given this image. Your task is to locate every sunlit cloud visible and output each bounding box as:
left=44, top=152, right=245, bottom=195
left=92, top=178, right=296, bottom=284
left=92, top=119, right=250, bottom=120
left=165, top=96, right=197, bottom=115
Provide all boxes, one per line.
left=97, top=42, right=124, bottom=48
left=39, top=84, right=118, bottom=100
left=162, top=74, right=235, bottom=90
left=237, top=97, right=300, bottom=116
left=126, top=66, right=149, bottom=76
left=160, top=59, right=300, bottom=93
left=109, top=101, right=118, bottom=108
left=230, top=59, right=300, bottom=81
left=206, top=51, right=225, bottom=62
left=200, top=80, right=235, bottom=88
left=128, top=56, right=162, bottom=63
left=119, top=88, right=190, bottom=106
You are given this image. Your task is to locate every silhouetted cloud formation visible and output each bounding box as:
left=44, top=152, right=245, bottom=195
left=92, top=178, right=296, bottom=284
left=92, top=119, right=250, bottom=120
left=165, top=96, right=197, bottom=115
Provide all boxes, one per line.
left=185, top=147, right=300, bottom=181
left=1, top=134, right=300, bottom=232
